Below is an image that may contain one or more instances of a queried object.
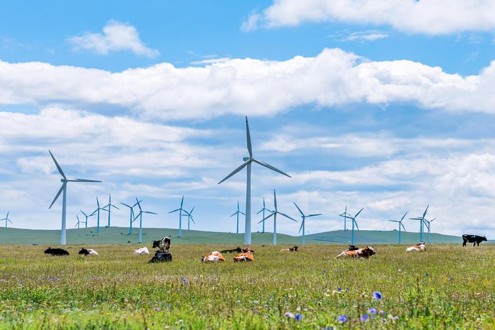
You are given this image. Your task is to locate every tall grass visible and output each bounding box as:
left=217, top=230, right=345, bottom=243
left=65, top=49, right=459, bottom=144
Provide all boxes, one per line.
left=0, top=244, right=494, bottom=329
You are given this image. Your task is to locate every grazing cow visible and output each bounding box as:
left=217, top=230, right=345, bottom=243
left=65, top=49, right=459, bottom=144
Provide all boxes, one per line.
left=336, top=246, right=376, bottom=259
left=133, top=247, right=150, bottom=255
left=462, top=234, right=487, bottom=247
left=152, top=236, right=171, bottom=252
left=406, top=242, right=426, bottom=252
left=44, top=247, right=69, bottom=256
left=220, top=246, right=242, bottom=253
left=78, top=248, right=99, bottom=256
left=280, top=245, right=298, bottom=252
left=201, top=251, right=225, bottom=263
left=233, top=251, right=254, bottom=262
left=148, top=251, right=172, bottom=263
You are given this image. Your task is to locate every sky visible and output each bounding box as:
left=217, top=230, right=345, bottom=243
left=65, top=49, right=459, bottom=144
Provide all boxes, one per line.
left=2, top=0, right=495, bottom=240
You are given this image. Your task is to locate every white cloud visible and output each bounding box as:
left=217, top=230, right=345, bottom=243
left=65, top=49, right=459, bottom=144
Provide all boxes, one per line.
left=3, top=48, right=495, bottom=120
left=246, top=0, right=495, bottom=35
left=340, top=31, right=389, bottom=42
left=68, top=20, right=159, bottom=58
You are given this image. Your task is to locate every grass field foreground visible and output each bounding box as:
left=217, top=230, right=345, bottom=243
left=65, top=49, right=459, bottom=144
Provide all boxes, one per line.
left=0, top=244, right=494, bottom=329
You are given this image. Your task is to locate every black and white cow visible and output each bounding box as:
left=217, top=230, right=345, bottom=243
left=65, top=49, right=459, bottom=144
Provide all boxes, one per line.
left=152, top=236, right=171, bottom=252
left=44, top=247, right=70, bottom=256
left=462, top=234, right=487, bottom=247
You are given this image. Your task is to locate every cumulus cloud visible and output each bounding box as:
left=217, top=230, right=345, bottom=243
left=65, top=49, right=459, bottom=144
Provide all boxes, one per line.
left=2, top=48, right=495, bottom=120
left=245, top=0, right=495, bottom=35
left=68, top=20, right=159, bottom=58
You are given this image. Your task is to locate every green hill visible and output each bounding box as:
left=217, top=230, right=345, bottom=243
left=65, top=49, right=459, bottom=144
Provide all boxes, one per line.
left=0, top=227, right=467, bottom=246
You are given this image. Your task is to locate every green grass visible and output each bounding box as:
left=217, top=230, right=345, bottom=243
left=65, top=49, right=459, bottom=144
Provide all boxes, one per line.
left=1, top=243, right=495, bottom=329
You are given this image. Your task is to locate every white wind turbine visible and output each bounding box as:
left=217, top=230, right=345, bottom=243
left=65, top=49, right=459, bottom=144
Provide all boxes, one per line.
left=259, top=190, right=297, bottom=245
left=294, top=202, right=321, bottom=245
left=134, top=198, right=157, bottom=244
left=1, top=211, right=12, bottom=228
left=219, top=116, right=291, bottom=245
left=48, top=150, right=101, bottom=245
left=230, top=201, right=245, bottom=234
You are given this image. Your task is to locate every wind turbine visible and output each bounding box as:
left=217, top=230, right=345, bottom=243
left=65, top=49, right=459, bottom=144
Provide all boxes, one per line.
left=121, top=199, right=140, bottom=235
left=80, top=210, right=93, bottom=229
left=1, top=211, right=12, bottom=228
left=258, top=190, right=297, bottom=245
left=347, top=207, right=364, bottom=245
left=231, top=201, right=245, bottom=234
left=74, top=214, right=82, bottom=230
left=102, top=194, right=119, bottom=228
left=389, top=212, right=407, bottom=244
left=169, top=196, right=187, bottom=238
left=256, top=197, right=271, bottom=234
left=294, top=202, right=321, bottom=245
left=339, top=206, right=352, bottom=231
left=184, top=207, right=195, bottom=230
left=218, top=116, right=291, bottom=245
left=410, top=205, right=429, bottom=242
left=424, top=217, right=436, bottom=243
left=48, top=150, right=101, bottom=245
left=90, top=197, right=105, bottom=233
left=134, top=198, right=157, bottom=244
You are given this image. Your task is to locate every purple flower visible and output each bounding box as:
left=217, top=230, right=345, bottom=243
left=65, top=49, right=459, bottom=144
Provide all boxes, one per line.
left=373, top=291, right=382, bottom=301
left=426, top=273, right=429, bottom=277
left=295, top=313, right=303, bottom=321
left=338, top=315, right=348, bottom=323
left=154, top=307, right=160, bottom=312
left=337, top=287, right=342, bottom=292
left=449, top=276, right=454, bottom=282
left=368, top=307, right=377, bottom=315
left=360, top=314, right=369, bottom=322
left=180, top=276, right=188, bottom=285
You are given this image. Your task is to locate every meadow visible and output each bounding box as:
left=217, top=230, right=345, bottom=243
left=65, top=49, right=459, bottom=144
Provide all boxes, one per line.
left=0, top=243, right=494, bottom=329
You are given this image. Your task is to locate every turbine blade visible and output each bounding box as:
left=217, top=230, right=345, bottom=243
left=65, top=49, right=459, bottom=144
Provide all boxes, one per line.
left=422, top=205, right=429, bottom=218
left=70, top=179, right=101, bottom=183
left=354, top=207, right=364, bottom=218
left=400, top=212, right=408, bottom=221
left=143, top=211, right=157, bottom=215
left=169, top=208, right=180, bottom=214
left=299, top=221, right=304, bottom=233
left=49, top=185, right=64, bottom=209
left=273, top=190, right=277, bottom=210
left=259, top=212, right=274, bottom=224
left=293, top=202, right=304, bottom=216
left=218, top=161, right=249, bottom=184
left=400, top=222, right=406, bottom=231
left=355, top=221, right=360, bottom=231
left=251, top=159, right=291, bottom=178
left=245, top=116, right=253, bottom=158
left=48, top=150, right=66, bottom=179
left=120, top=202, right=132, bottom=208
left=307, top=213, right=322, bottom=217
left=279, top=211, right=297, bottom=222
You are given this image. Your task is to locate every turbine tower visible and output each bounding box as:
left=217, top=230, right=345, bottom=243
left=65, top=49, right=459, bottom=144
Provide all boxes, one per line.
left=339, top=206, right=352, bottom=231
left=74, top=214, right=82, bottom=230
left=219, top=116, right=291, bottom=245
left=259, top=190, right=297, bottom=245
left=230, top=201, right=245, bottom=234
left=389, top=212, right=407, bottom=244
left=121, top=199, right=140, bottom=235
left=48, top=150, right=101, bottom=245
left=256, top=197, right=271, bottom=234
left=294, top=202, right=321, bottom=245
left=410, top=205, right=429, bottom=242
left=134, top=198, right=157, bottom=244
left=80, top=210, right=93, bottom=229
left=424, top=217, right=436, bottom=243
left=347, top=207, right=364, bottom=245
left=102, top=194, right=119, bottom=228
left=1, top=211, right=12, bottom=228
left=90, top=197, right=105, bottom=233
left=184, top=207, right=195, bottom=230
left=169, top=196, right=187, bottom=238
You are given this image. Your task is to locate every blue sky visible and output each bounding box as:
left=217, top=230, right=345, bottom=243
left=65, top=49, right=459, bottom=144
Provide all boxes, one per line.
left=2, top=0, right=495, bottom=239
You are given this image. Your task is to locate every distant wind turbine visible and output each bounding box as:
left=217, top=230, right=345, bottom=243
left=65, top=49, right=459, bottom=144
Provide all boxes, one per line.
left=231, top=201, right=245, bottom=234
left=389, top=212, right=407, bottom=244
left=48, top=150, right=101, bottom=245
left=259, top=190, right=297, bottom=245
left=121, top=199, right=141, bottom=235
left=339, top=206, right=352, bottom=231
left=256, top=197, right=271, bottom=234
left=184, top=207, right=195, bottom=230
left=294, top=202, right=321, bottom=245
left=169, top=196, right=187, bottom=238
left=1, top=211, right=12, bottom=228
left=218, top=116, right=291, bottom=245
left=410, top=205, right=429, bottom=242
left=102, top=194, right=119, bottom=228
left=424, top=217, right=436, bottom=243
left=90, top=197, right=105, bottom=233
left=74, top=214, right=82, bottom=230
left=134, top=198, right=157, bottom=244
left=347, top=207, right=364, bottom=245
left=80, top=210, right=93, bottom=229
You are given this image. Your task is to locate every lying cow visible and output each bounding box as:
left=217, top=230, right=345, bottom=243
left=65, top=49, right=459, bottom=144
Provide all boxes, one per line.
left=152, top=236, right=171, bottom=252
left=280, top=245, right=298, bottom=252
left=462, top=234, right=487, bottom=247
left=201, top=251, right=225, bottom=262
left=78, top=248, right=99, bottom=256
left=336, top=246, right=376, bottom=259
left=44, top=247, right=69, bottom=256
left=148, top=251, right=172, bottom=263
left=233, top=251, right=254, bottom=262
left=134, top=247, right=150, bottom=255
left=221, top=246, right=254, bottom=254
left=406, top=242, right=426, bottom=252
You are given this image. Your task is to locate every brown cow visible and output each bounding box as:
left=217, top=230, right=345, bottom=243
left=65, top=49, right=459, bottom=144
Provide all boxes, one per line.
left=336, top=246, right=376, bottom=259
left=280, top=245, right=298, bottom=252
left=233, top=251, right=254, bottom=262
left=201, top=251, right=225, bottom=262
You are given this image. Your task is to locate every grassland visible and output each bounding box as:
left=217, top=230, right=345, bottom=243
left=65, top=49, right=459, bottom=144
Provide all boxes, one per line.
left=1, top=243, right=494, bottom=329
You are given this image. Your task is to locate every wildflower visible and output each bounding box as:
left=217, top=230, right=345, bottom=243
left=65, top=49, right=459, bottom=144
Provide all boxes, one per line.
left=295, top=313, right=303, bottom=321
left=360, top=314, right=369, bottom=322
left=368, top=307, right=377, bottom=315
left=426, top=273, right=429, bottom=277
left=449, top=276, right=454, bottom=282
left=338, top=315, right=348, bottom=323
left=284, top=312, right=295, bottom=319
left=373, top=291, right=382, bottom=301
left=154, top=307, right=160, bottom=312
left=180, top=276, right=188, bottom=285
